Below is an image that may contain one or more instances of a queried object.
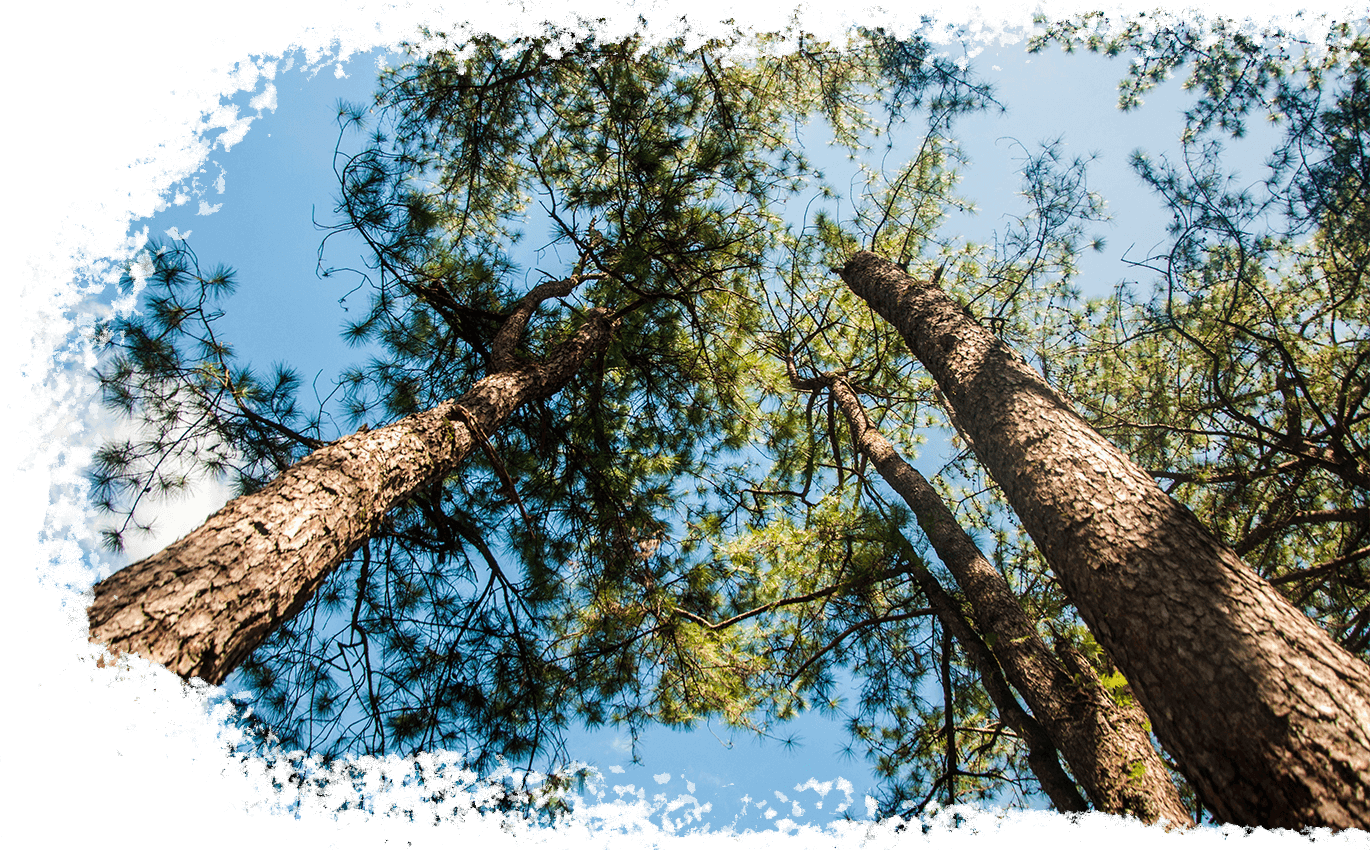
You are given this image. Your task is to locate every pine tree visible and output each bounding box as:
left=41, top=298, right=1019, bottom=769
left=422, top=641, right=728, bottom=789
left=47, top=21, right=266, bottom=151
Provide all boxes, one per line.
left=840, top=249, right=1370, bottom=829
left=795, top=371, right=1188, bottom=824
left=87, top=19, right=1370, bottom=827
left=89, top=29, right=995, bottom=769
left=90, top=270, right=614, bottom=683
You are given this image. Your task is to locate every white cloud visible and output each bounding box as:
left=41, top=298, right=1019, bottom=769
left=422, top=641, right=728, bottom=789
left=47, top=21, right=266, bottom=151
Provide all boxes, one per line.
left=197, top=200, right=222, bottom=216
left=693, top=770, right=730, bottom=789
left=653, top=772, right=671, bottom=785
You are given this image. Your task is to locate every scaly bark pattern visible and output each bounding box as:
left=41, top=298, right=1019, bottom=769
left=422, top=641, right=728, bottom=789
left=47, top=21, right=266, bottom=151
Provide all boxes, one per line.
left=840, top=250, right=1370, bottom=829
left=90, top=304, right=614, bottom=685
left=823, top=376, right=1189, bottom=824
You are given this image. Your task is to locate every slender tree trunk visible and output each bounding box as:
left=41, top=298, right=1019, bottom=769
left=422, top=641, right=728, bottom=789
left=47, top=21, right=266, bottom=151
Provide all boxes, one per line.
left=818, top=375, right=1189, bottom=824
left=840, top=250, right=1370, bottom=829
left=89, top=281, right=614, bottom=685
left=940, top=623, right=958, bottom=806
left=901, top=549, right=1089, bottom=814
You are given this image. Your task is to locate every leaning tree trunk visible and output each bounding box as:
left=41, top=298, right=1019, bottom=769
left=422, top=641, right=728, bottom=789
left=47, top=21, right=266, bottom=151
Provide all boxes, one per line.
left=89, top=280, right=614, bottom=685
left=840, top=250, right=1370, bottom=829
left=816, top=375, right=1189, bottom=825
left=898, top=544, right=1089, bottom=814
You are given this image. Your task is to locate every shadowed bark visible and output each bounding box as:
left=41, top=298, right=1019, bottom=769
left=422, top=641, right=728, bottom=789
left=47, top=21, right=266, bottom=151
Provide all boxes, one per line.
left=840, top=250, right=1370, bottom=829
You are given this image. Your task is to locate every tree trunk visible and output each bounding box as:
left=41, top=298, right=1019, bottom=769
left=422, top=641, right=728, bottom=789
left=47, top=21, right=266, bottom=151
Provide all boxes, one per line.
left=89, top=284, right=614, bottom=685
left=820, top=375, right=1189, bottom=824
left=840, top=250, right=1370, bottom=829
left=900, top=548, right=1089, bottom=814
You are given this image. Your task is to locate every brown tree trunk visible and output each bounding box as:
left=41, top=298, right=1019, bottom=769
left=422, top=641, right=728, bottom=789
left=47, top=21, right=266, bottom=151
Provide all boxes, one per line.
left=818, top=375, right=1189, bottom=824
left=89, top=281, right=614, bottom=685
left=900, top=548, right=1090, bottom=814
left=839, top=250, right=1370, bottom=829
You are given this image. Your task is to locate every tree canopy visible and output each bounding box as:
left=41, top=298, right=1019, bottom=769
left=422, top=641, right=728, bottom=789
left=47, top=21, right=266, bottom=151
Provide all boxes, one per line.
left=90, top=16, right=1370, bottom=829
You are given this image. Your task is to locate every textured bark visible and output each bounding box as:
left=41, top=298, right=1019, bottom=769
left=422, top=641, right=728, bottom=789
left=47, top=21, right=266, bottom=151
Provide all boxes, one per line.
left=89, top=298, right=614, bottom=685
left=840, top=250, right=1370, bottom=829
left=822, top=376, right=1189, bottom=824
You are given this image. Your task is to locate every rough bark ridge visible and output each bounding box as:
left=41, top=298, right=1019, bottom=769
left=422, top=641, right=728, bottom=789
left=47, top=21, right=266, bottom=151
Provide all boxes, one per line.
left=840, top=250, right=1370, bottom=829
left=820, top=376, right=1189, bottom=824
left=89, top=292, right=614, bottom=685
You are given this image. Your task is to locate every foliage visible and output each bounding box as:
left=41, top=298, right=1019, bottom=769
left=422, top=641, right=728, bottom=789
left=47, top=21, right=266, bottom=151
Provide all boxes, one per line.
left=94, top=26, right=1005, bottom=794
left=91, top=242, right=324, bottom=552
left=688, top=118, right=1119, bottom=813
left=1035, top=14, right=1370, bottom=658
left=92, top=14, right=1370, bottom=821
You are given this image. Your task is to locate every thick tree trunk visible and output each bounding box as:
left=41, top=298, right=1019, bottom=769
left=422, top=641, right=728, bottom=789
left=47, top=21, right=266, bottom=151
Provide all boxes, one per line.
left=840, top=250, right=1370, bottom=829
left=89, top=286, right=613, bottom=685
left=821, top=376, right=1189, bottom=824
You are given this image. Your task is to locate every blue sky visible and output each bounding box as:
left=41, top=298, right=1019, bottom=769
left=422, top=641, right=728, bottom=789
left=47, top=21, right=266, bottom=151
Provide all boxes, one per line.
left=97, top=33, right=1228, bottom=830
